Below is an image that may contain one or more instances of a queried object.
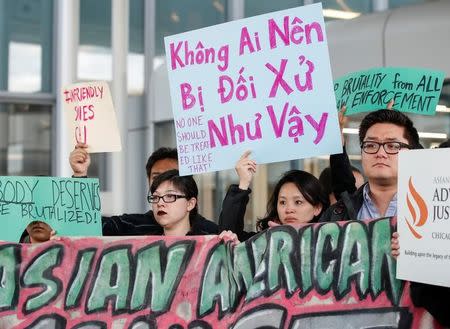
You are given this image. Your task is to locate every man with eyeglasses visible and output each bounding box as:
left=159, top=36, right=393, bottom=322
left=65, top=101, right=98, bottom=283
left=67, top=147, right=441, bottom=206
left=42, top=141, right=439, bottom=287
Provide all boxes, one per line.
left=320, top=109, right=421, bottom=222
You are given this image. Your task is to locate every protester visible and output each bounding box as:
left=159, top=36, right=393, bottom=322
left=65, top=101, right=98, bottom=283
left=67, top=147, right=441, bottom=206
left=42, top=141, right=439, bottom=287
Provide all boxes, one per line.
left=320, top=109, right=421, bottom=221
left=149, top=169, right=207, bottom=236
left=21, top=221, right=53, bottom=243
left=325, top=103, right=396, bottom=204
left=69, top=143, right=218, bottom=235
left=219, top=151, right=328, bottom=241
left=149, top=169, right=238, bottom=244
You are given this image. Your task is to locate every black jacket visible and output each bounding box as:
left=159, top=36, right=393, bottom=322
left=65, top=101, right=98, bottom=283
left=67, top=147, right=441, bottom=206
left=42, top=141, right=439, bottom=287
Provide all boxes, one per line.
left=102, top=211, right=218, bottom=236
left=218, top=185, right=256, bottom=241
left=410, top=282, right=450, bottom=326
left=319, top=183, right=365, bottom=222
left=330, top=146, right=358, bottom=199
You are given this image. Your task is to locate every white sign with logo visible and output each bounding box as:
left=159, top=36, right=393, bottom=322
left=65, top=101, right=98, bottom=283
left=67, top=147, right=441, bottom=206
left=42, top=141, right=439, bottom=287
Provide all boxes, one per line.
left=397, top=148, right=450, bottom=287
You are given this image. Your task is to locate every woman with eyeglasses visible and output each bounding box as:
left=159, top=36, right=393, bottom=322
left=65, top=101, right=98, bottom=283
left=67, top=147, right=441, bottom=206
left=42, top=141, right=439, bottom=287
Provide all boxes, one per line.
left=149, top=169, right=206, bottom=236
left=150, top=169, right=238, bottom=242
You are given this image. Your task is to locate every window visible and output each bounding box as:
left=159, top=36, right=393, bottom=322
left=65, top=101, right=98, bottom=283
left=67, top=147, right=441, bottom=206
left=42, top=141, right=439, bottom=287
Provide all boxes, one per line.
left=0, top=0, right=53, bottom=93
left=155, top=0, right=227, bottom=57
left=0, top=103, right=51, bottom=175
left=245, top=0, right=302, bottom=17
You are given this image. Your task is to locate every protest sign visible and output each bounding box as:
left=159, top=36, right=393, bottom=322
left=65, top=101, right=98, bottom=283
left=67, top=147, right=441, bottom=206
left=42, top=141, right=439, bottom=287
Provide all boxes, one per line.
left=397, top=148, right=450, bottom=287
left=164, top=3, right=341, bottom=175
left=334, top=67, right=445, bottom=115
left=0, top=218, right=440, bottom=328
left=62, top=81, right=122, bottom=153
left=0, top=176, right=102, bottom=242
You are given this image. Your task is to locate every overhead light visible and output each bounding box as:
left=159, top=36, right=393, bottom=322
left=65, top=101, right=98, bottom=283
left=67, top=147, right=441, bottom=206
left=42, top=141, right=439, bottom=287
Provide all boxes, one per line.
left=418, top=132, right=447, bottom=139
left=323, top=9, right=361, bottom=20
left=343, top=128, right=358, bottom=135
left=212, top=0, right=224, bottom=14
left=436, top=105, right=450, bottom=113
left=170, top=12, right=180, bottom=23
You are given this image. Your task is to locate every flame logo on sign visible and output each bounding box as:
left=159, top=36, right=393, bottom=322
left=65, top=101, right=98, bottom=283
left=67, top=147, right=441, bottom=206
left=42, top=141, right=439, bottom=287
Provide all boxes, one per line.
left=405, top=177, right=428, bottom=239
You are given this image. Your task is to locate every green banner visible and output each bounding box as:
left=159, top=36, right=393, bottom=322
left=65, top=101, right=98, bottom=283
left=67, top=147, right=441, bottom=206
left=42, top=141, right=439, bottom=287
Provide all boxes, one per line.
left=0, top=176, right=101, bottom=242
left=334, top=67, right=445, bottom=115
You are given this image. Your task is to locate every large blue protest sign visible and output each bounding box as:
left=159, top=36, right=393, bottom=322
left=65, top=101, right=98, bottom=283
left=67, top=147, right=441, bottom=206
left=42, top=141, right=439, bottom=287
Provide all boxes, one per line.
left=164, top=3, right=341, bottom=175
left=334, top=67, right=445, bottom=115
left=0, top=176, right=101, bottom=242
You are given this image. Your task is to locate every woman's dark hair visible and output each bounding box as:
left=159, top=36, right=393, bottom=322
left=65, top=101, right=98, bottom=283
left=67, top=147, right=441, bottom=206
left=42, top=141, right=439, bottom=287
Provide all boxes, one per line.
left=318, top=167, right=332, bottom=197
left=150, top=169, right=198, bottom=223
left=256, top=170, right=328, bottom=231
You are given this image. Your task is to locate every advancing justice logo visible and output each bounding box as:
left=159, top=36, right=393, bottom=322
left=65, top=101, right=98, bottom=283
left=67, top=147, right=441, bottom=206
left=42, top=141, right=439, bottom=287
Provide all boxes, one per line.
left=404, top=177, right=429, bottom=239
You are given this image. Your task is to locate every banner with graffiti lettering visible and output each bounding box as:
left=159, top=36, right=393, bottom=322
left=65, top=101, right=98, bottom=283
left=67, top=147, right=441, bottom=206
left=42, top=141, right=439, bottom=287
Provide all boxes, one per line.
left=62, top=81, right=122, bottom=153
left=164, top=3, right=341, bottom=175
left=334, top=67, right=445, bottom=115
left=0, top=218, right=442, bottom=328
left=397, top=148, right=450, bottom=287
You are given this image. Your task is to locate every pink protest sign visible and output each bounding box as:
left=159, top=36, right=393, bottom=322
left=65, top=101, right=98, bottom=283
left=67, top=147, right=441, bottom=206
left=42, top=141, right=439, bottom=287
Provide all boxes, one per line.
left=62, top=81, right=122, bottom=153
left=164, top=3, right=342, bottom=175
left=0, top=218, right=443, bottom=328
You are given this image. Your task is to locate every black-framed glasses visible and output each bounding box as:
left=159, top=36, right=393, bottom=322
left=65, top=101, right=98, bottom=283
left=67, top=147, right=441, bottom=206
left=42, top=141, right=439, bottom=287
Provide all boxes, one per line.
left=147, top=193, right=187, bottom=204
left=361, top=141, right=411, bottom=154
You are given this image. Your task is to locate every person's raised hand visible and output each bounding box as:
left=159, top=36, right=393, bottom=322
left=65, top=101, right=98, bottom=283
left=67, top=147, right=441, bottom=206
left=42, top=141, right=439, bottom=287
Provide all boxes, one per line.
left=387, top=99, right=395, bottom=110
left=235, top=150, right=257, bottom=190
left=338, top=105, right=348, bottom=145
left=69, top=143, right=91, bottom=177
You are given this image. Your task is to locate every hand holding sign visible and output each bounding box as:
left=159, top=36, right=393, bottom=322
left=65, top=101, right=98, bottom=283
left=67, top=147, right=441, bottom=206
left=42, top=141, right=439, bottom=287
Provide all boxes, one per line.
left=235, top=151, right=257, bottom=190
left=338, top=105, right=347, bottom=145
left=391, top=232, right=400, bottom=259
left=70, top=143, right=91, bottom=177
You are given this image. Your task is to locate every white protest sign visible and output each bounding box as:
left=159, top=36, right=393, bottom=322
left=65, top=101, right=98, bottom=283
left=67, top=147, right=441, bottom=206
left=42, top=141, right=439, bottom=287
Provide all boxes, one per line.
left=164, top=3, right=341, bottom=175
left=62, top=81, right=122, bottom=153
left=397, top=148, right=450, bottom=287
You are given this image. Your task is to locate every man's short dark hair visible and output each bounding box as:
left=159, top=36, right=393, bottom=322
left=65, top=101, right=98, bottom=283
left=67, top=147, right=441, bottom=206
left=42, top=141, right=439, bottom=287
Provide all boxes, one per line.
left=359, top=110, right=420, bottom=149
left=145, top=147, right=178, bottom=178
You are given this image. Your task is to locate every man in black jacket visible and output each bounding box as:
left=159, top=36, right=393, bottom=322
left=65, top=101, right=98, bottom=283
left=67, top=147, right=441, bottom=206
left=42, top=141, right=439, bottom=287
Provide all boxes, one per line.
left=320, top=109, right=421, bottom=222
left=324, top=110, right=450, bottom=326
left=70, top=144, right=218, bottom=235
left=410, top=282, right=450, bottom=326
